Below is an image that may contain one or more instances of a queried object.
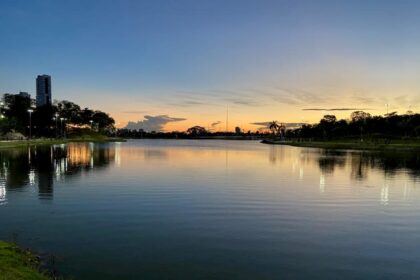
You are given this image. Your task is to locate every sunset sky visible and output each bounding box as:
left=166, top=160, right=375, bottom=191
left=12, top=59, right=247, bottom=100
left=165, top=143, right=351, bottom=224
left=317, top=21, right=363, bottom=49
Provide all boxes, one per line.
left=1, top=0, right=420, bottom=131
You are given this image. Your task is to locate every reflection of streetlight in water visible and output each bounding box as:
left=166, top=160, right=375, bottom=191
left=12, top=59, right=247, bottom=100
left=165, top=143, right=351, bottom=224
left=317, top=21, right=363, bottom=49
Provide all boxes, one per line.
left=0, top=181, right=6, bottom=205
left=381, top=183, right=389, bottom=205
left=319, top=174, right=325, bottom=193
left=299, top=167, right=304, bottom=180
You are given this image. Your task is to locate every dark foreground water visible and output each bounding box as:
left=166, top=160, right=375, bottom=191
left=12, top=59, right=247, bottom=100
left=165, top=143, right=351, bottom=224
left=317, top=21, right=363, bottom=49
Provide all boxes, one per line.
left=0, top=140, right=419, bottom=279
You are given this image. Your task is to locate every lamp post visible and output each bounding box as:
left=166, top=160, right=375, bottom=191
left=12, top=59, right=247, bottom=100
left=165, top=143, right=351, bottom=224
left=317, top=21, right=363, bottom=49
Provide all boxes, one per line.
left=54, top=113, right=59, bottom=138
left=0, top=102, right=4, bottom=119
left=27, top=109, right=33, bottom=139
left=63, top=118, right=67, bottom=138
left=90, top=120, right=93, bottom=130
left=60, top=117, right=65, bottom=138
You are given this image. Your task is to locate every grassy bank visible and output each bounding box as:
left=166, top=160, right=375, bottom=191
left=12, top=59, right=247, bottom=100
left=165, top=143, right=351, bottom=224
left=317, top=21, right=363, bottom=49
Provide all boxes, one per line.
left=0, top=241, right=52, bottom=280
left=0, top=136, right=125, bottom=149
left=263, top=140, right=420, bottom=151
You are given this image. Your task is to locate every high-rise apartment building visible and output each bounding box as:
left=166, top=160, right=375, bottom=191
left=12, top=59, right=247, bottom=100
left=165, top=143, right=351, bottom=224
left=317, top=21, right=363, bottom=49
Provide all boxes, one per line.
left=36, top=75, right=52, bottom=107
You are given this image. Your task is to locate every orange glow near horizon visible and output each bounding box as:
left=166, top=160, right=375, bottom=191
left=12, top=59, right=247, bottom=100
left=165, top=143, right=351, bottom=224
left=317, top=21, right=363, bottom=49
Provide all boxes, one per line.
left=67, top=84, right=420, bottom=133
left=109, top=107, right=417, bottom=132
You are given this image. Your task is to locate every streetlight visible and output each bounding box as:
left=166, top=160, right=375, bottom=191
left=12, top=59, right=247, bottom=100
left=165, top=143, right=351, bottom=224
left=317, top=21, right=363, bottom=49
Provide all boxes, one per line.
left=63, top=118, right=67, bottom=138
left=0, top=101, right=4, bottom=119
left=60, top=117, right=65, bottom=138
left=53, top=113, right=59, bottom=138
left=27, top=109, right=33, bottom=139
left=89, top=120, right=93, bottom=130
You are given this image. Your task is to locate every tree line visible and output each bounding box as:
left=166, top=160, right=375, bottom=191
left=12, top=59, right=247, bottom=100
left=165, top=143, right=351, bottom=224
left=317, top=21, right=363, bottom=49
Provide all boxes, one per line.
left=284, top=111, right=420, bottom=140
left=0, top=93, right=115, bottom=138
left=117, top=111, right=420, bottom=140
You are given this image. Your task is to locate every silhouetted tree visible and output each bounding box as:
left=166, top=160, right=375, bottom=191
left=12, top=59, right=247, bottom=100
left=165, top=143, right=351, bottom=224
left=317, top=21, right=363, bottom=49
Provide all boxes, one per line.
left=91, top=111, right=115, bottom=132
left=187, top=126, right=207, bottom=136
left=351, top=111, right=371, bottom=122
left=3, top=94, right=32, bottom=132
left=269, top=121, right=279, bottom=135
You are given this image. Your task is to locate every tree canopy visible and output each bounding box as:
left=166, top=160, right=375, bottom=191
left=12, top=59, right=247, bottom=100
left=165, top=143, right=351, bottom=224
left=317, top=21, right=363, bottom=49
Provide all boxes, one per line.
left=0, top=94, right=115, bottom=138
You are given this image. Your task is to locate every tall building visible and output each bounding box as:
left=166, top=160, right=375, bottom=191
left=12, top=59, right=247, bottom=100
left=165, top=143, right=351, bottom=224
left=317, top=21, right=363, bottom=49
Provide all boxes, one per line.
left=36, top=75, right=52, bottom=107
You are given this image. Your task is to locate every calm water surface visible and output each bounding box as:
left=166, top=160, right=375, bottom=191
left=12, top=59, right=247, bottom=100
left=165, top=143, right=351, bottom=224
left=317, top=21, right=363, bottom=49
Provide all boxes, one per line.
left=0, top=140, right=419, bottom=279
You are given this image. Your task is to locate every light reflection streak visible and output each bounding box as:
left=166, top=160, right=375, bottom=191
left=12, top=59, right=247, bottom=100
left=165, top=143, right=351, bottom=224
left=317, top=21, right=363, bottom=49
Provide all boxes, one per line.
left=115, top=142, right=121, bottom=166
left=0, top=181, right=6, bottom=205
left=299, top=167, right=304, bottom=180
left=319, top=174, right=325, bottom=193
left=29, top=169, right=35, bottom=186
left=381, top=183, right=389, bottom=205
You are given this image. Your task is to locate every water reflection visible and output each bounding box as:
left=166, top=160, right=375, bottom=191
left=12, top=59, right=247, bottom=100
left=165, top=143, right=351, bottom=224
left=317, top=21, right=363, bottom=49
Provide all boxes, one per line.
left=0, top=140, right=420, bottom=279
left=268, top=145, right=420, bottom=204
left=314, top=150, right=344, bottom=175
left=0, top=143, right=115, bottom=202
left=308, top=149, right=419, bottom=180
left=268, top=146, right=419, bottom=181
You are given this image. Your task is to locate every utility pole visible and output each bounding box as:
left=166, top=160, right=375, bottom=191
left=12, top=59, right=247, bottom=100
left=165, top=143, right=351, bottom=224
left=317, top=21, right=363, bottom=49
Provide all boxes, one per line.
left=226, top=105, right=229, bottom=133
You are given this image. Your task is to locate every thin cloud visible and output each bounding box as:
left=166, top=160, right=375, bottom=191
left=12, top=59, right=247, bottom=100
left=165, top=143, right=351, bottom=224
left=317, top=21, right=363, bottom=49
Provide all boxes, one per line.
left=302, top=108, right=372, bottom=111
left=122, top=110, right=148, bottom=114
left=351, top=94, right=376, bottom=105
left=274, top=87, right=328, bottom=104
left=251, top=121, right=271, bottom=126
left=124, top=115, right=186, bottom=132
left=211, top=121, right=221, bottom=127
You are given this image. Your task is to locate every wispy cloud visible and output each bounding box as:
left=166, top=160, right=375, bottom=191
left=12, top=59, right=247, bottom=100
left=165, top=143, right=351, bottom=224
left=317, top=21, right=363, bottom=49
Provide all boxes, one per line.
left=122, top=110, right=148, bottom=114
left=170, top=86, right=331, bottom=110
left=124, top=115, right=186, bottom=132
left=351, top=94, right=376, bottom=105
left=211, top=121, right=221, bottom=127
left=274, top=87, right=327, bottom=104
left=250, top=121, right=272, bottom=127
left=302, top=108, right=372, bottom=111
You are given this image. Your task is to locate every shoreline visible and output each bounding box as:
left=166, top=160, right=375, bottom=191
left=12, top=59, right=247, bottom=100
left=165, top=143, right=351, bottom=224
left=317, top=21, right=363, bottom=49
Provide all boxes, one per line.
left=0, top=241, right=55, bottom=280
left=261, top=140, right=420, bottom=152
left=0, top=137, right=125, bottom=149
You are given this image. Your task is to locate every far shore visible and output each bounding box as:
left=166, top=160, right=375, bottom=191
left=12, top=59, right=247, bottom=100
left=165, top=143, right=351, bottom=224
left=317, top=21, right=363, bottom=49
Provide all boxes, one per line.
left=261, top=139, right=420, bottom=151
left=2, top=137, right=419, bottom=152
left=0, top=136, right=125, bottom=149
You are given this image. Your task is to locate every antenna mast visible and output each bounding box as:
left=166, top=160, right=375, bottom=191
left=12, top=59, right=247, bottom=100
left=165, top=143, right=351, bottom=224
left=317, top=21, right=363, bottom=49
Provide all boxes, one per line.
left=226, top=105, right=229, bottom=132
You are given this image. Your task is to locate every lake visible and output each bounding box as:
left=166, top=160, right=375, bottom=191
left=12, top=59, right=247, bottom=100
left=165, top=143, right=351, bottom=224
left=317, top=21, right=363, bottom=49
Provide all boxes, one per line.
left=0, top=140, right=419, bottom=279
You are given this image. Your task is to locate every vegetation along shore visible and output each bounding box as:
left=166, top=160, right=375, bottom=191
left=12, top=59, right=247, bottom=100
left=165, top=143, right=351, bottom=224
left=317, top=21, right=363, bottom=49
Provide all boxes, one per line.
left=0, top=241, right=55, bottom=280
left=261, top=139, right=420, bottom=151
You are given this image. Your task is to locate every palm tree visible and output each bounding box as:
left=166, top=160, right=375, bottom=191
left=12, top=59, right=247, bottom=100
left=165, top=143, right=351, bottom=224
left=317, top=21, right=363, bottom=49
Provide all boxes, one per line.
left=269, top=121, right=279, bottom=135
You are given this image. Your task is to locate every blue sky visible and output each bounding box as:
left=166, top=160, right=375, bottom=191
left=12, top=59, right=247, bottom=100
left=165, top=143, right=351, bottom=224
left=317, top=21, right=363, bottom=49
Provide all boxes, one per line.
left=1, top=0, right=420, bottom=130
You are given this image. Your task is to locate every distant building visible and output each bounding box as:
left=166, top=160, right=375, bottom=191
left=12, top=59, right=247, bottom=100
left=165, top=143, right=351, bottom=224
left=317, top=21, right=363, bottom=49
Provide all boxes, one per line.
left=19, top=91, right=30, bottom=98
left=36, top=75, right=52, bottom=107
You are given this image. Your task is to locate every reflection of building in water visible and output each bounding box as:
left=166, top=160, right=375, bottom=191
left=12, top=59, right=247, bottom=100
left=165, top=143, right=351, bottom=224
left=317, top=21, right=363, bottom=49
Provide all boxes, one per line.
left=0, top=143, right=116, bottom=201
left=32, top=146, right=55, bottom=199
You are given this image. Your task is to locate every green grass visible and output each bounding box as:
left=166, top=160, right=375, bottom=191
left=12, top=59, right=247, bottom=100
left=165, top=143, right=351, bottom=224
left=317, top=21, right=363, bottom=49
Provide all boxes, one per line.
left=0, top=241, right=51, bottom=280
left=265, top=140, right=420, bottom=151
